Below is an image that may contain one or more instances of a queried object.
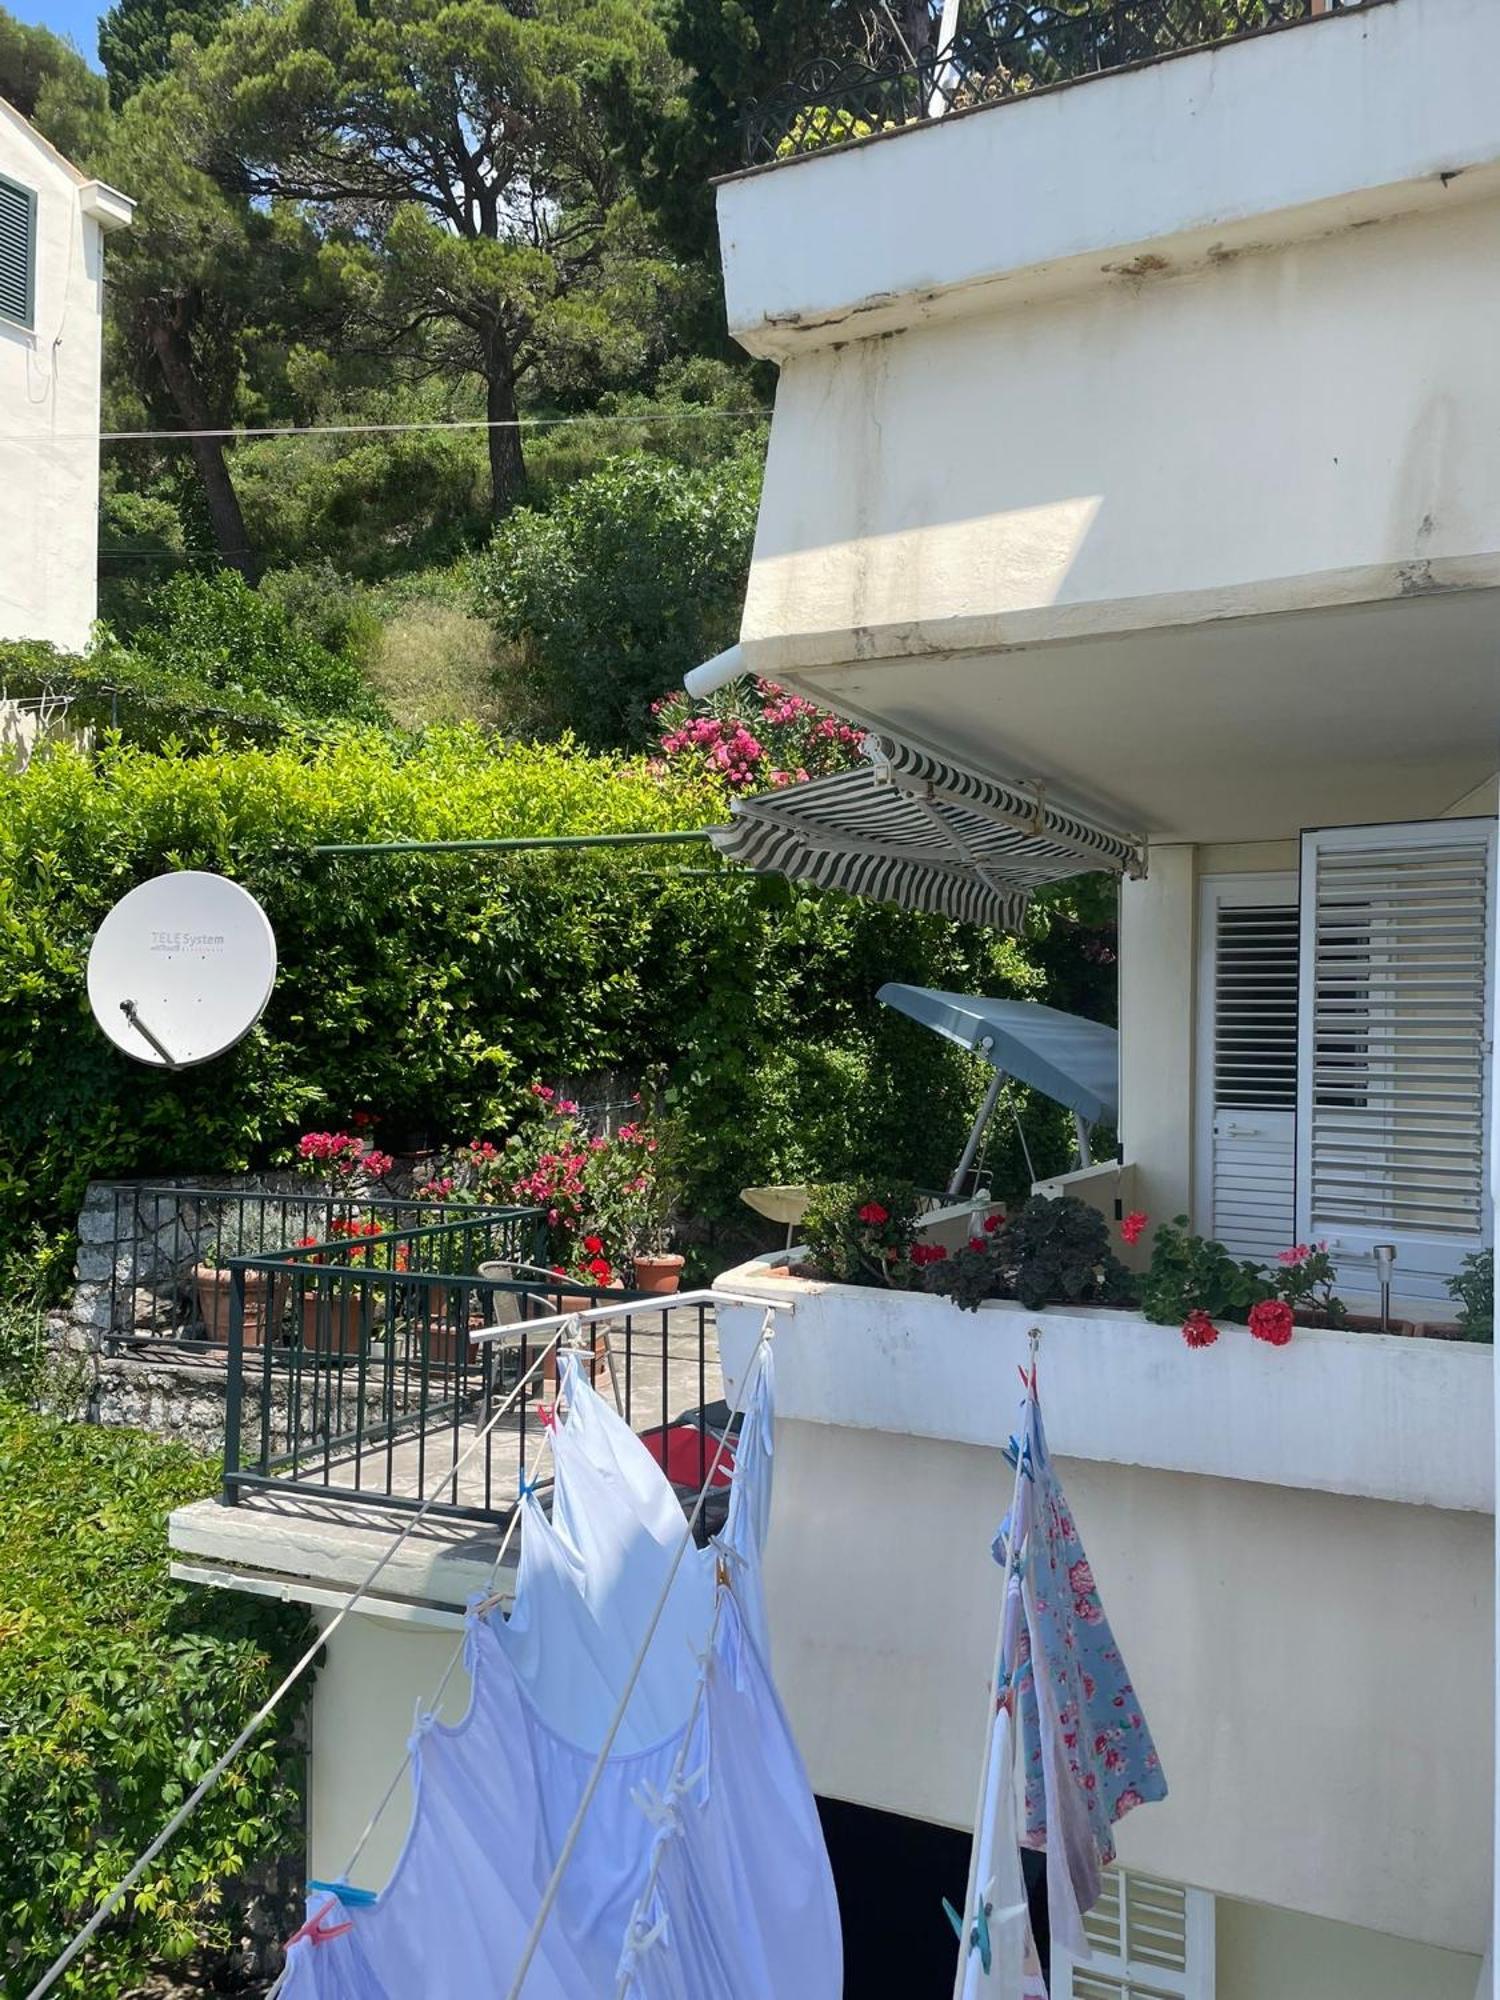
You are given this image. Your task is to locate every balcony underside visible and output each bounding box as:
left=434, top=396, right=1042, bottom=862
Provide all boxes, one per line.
left=770, top=586, right=1500, bottom=844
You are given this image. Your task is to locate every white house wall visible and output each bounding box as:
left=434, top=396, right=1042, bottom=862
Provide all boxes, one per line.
left=739, top=191, right=1500, bottom=678
left=719, top=0, right=1500, bottom=360
left=0, top=109, right=116, bottom=653
left=754, top=1414, right=1492, bottom=1955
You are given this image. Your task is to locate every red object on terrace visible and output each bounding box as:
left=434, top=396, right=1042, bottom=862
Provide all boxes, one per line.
left=637, top=1421, right=736, bottom=1489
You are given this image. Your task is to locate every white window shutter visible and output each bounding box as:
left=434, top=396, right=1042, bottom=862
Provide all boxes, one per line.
left=1052, top=1871, right=1215, bottom=2000
left=1297, top=818, right=1495, bottom=1302
left=1195, top=875, right=1298, bottom=1262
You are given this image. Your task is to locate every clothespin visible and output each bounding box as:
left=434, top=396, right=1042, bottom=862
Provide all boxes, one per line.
left=535, top=1401, right=556, bottom=1429
left=287, top=1896, right=354, bottom=1949
left=305, top=1879, right=377, bottom=1907
left=941, top=1893, right=995, bottom=1974
left=518, top=1468, right=542, bottom=1501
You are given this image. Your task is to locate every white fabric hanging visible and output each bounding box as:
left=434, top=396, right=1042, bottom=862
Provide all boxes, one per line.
left=281, top=1341, right=839, bottom=2000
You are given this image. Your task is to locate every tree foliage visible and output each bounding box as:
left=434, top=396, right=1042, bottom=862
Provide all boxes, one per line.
left=189, top=0, right=682, bottom=518
left=0, top=1403, right=312, bottom=1995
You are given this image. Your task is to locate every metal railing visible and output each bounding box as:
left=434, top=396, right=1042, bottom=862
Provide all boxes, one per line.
left=741, top=0, right=1374, bottom=166
left=221, top=1217, right=727, bottom=1530
left=97, top=1183, right=537, bottom=1350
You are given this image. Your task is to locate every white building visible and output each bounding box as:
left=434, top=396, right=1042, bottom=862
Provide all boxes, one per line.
left=0, top=96, right=131, bottom=654
left=165, top=4, right=1496, bottom=1996
left=709, top=0, right=1497, bottom=1992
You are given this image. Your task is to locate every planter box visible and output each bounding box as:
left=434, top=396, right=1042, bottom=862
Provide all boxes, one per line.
left=714, top=1257, right=1495, bottom=1515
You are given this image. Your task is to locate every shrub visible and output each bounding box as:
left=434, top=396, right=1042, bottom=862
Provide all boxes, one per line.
left=0, top=728, right=1044, bottom=1278
left=922, top=1196, right=1134, bottom=1313
left=1137, top=1215, right=1275, bottom=1330
left=0, top=1404, right=312, bottom=1994
left=801, top=1183, right=921, bottom=1287
left=126, top=569, right=388, bottom=726
left=471, top=449, right=760, bottom=749
left=0, top=637, right=285, bottom=750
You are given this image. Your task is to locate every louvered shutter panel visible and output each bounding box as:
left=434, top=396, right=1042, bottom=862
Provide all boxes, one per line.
left=1297, top=819, right=1495, bottom=1302
left=1053, top=1872, right=1215, bottom=2000
left=1197, top=878, right=1298, bottom=1262
left=0, top=174, right=35, bottom=327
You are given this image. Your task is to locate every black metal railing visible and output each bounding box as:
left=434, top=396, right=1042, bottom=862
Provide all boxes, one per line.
left=741, top=0, right=1374, bottom=165
left=222, top=1220, right=725, bottom=1531
left=97, top=1183, right=538, bottom=1350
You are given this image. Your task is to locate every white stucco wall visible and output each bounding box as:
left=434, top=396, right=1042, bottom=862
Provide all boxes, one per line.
left=1216, top=1897, right=1482, bottom=2000
left=720, top=0, right=1500, bottom=357
left=752, top=1414, right=1491, bottom=1953
left=739, top=192, right=1500, bottom=678
left=306, top=1609, right=468, bottom=1890
left=0, top=104, right=128, bottom=655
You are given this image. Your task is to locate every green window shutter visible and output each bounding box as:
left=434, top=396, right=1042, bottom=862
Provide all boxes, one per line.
left=0, top=173, right=37, bottom=327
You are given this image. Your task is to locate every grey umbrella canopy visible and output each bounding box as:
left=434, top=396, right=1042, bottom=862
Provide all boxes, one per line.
left=878, top=986, right=1118, bottom=1126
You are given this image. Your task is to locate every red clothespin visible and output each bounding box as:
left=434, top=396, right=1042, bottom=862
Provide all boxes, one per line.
left=287, top=1897, right=353, bottom=1949
left=536, top=1402, right=556, bottom=1430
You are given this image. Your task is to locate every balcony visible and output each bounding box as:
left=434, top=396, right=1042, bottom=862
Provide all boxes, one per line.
left=166, top=1215, right=732, bottom=1616
left=716, top=1254, right=1494, bottom=1511
left=741, top=0, right=1376, bottom=169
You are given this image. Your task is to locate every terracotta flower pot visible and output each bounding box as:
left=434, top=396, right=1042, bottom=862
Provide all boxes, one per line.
left=632, top=1253, right=685, bottom=1296
left=194, top=1265, right=273, bottom=1348
left=298, top=1286, right=368, bottom=1356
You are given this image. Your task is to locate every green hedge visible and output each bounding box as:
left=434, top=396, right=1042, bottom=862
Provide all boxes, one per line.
left=0, top=726, right=1065, bottom=1274
left=0, top=1403, right=312, bottom=1994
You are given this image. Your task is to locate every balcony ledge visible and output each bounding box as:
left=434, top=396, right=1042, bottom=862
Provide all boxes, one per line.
left=715, top=1258, right=1494, bottom=1514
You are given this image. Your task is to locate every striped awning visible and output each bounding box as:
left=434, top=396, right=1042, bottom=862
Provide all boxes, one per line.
left=710, top=736, right=1141, bottom=932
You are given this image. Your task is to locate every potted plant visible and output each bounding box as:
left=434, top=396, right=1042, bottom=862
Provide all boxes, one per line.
left=193, top=1215, right=277, bottom=1347
left=801, top=1183, right=923, bottom=1288
left=919, top=1196, right=1135, bottom=1314
left=291, top=1217, right=408, bottom=1356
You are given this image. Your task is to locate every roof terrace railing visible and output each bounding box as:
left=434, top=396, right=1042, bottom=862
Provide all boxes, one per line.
left=740, top=0, right=1373, bottom=167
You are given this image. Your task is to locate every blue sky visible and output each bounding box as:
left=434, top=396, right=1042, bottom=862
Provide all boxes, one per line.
left=13, top=0, right=102, bottom=66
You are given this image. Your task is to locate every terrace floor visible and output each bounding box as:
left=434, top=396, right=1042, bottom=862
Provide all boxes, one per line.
left=168, top=1305, right=725, bottom=1618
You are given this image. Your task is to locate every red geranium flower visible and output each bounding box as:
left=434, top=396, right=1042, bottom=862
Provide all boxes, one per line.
left=983, top=1212, right=1005, bottom=1234
left=582, top=1235, right=604, bottom=1254
left=857, top=1202, right=889, bottom=1226
left=1120, top=1210, right=1148, bottom=1246
left=1181, top=1310, right=1219, bottom=1349
left=910, top=1242, right=948, bottom=1267
left=1248, top=1298, right=1295, bottom=1347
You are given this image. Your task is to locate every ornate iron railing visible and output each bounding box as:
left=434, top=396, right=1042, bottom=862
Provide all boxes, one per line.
left=221, top=1217, right=726, bottom=1529
left=741, top=0, right=1373, bottom=166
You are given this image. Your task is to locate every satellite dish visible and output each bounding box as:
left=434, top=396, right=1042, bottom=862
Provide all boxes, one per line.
left=87, top=871, right=277, bottom=1069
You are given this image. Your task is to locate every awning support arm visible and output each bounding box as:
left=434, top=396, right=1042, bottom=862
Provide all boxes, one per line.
left=948, top=1067, right=1006, bottom=1201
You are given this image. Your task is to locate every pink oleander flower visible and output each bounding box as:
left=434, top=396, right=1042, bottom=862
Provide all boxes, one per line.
left=1120, top=1210, right=1148, bottom=1246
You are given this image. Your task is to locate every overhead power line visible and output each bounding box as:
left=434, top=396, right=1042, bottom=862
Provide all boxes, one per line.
left=0, top=408, right=768, bottom=446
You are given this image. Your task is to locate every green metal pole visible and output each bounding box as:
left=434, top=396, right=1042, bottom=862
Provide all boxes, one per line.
left=311, top=828, right=717, bottom=858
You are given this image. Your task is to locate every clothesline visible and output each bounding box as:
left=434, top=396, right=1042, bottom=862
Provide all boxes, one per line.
left=22, top=1314, right=584, bottom=2000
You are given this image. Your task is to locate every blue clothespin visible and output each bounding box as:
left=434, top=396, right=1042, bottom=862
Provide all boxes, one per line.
left=306, top=1878, right=378, bottom=1906
left=941, top=1895, right=994, bottom=1974
left=1000, top=1432, right=1034, bottom=1480
left=518, top=1469, right=541, bottom=1501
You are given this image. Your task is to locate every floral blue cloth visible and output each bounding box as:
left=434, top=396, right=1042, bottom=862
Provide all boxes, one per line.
left=1006, top=1396, right=1166, bottom=1864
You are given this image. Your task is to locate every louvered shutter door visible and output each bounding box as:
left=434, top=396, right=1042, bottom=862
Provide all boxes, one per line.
left=0, top=174, right=35, bottom=327
left=1297, top=818, right=1495, bottom=1302
left=1053, top=1872, right=1215, bottom=2000
left=1196, top=877, right=1298, bottom=1263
